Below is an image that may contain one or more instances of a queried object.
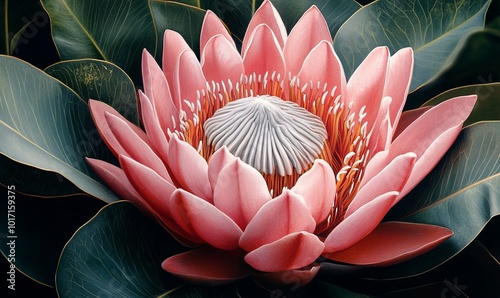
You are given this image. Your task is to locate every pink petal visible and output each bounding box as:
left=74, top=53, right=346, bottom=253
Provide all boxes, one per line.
left=200, top=10, right=236, bottom=55
left=162, top=247, right=250, bottom=285
left=392, top=106, right=432, bottom=140
left=242, top=24, right=285, bottom=79
left=359, top=149, right=390, bottom=188
left=346, top=47, right=389, bottom=132
left=207, top=147, right=237, bottom=191
left=201, top=34, right=244, bottom=84
left=284, top=5, right=333, bottom=76
left=291, top=159, right=336, bottom=224
left=141, top=49, right=178, bottom=134
left=383, top=48, right=414, bottom=130
left=239, top=190, right=316, bottom=252
left=368, top=96, right=392, bottom=155
left=137, top=91, right=169, bottom=162
left=258, top=265, right=320, bottom=287
left=104, top=112, right=172, bottom=183
left=323, top=222, right=453, bottom=266
left=169, top=189, right=243, bottom=250
left=167, top=135, right=213, bottom=202
left=324, top=191, right=399, bottom=253
left=88, top=100, right=150, bottom=158
left=297, top=41, right=346, bottom=96
left=241, top=0, right=287, bottom=56
left=244, top=232, right=324, bottom=272
left=346, top=153, right=416, bottom=217
left=389, top=95, right=477, bottom=197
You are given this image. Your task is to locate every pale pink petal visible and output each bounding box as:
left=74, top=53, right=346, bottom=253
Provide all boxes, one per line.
left=244, top=232, right=324, bottom=272
left=213, top=158, right=271, bottom=229
left=141, top=49, right=178, bottom=134
left=241, top=0, right=287, bottom=56
left=207, top=147, right=237, bottom=191
left=258, top=265, right=320, bottom=287
left=162, top=247, right=250, bottom=285
left=137, top=91, right=169, bottom=162
left=167, top=135, right=213, bottom=202
left=392, top=106, right=432, bottom=140
left=239, top=190, right=316, bottom=252
left=162, top=30, right=190, bottom=109
left=291, top=159, right=336, bottom=224
left=383, top=48, right=414, bottom=130
left=170, top=189, right=243, bottom=250
left=104, top=112, right=172, bottom=183
left=89, top=100, right=151, bottom=158
left=368, top=96, right=393, bottom=155
left=200, top=10, right=236, bottom=55
left=323, top=222, right=453, bottom=266
left=284, top=5, right=333, bottom=76
left=297, top=41, right=346, bottom=96
left=346, top=153, right=416, bottom=217
left=360, top=149, right=390, bottom=188
left=324, top=191, right=399, bottom=253
left=242, top=24, right=285, bottom=79
left=201, top=34, right=244, bottom=84
left=346, top=47, right=389, bottom=132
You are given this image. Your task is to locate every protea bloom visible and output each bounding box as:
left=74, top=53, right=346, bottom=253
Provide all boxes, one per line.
left=87, top=0, right=476, bottom=285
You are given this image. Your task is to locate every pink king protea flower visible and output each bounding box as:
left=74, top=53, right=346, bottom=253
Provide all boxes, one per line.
left=86, top=0, right=476, bottom=286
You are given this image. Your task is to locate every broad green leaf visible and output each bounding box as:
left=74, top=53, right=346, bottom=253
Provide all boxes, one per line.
left=422, top=83, right=500, bottom=126
left=40, top=0, right=157, bottom=84
left=333, top=0, right=491, bottom=91
left=56, top=201, right=186, bottom=298
left=0, top=0, right=42, bottom=54
left=0, top=55, right=118, bottom=203
left=45, top=59, right=139, bottom=125
left=0, top=189, right=104, bottom=286
left=380, top=121, right=500, bottom=278
left=151, top=1, right=206, bottom=58
left=272, top=0, right=361, bottom=36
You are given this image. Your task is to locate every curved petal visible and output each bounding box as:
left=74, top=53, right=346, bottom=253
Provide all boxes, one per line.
left=284, top=5, right=333, bottom=76
left=368, top=96, right=392, bottom=155
left=170, top=189, right=242, bottom=250
left=258, top=265, right=320, bottom=288
left=242, top=24, right=285, bottom=79
left=323, top=222, right=453, bottom=266
left=242, top=0, right=287, bottom=55
left=167, top=135, right=213, bottom=202
left=201, top=34, right=244, bottom=84
left=213, top=158, right=271, bottom=229
left=291, top=159, right=336, bottom=224
left=137, top=91, right=169, bottom=162
left=244, top=232, right=324, bottom=272
left=207, top=146, right=237, bottom=191
left=346, top=153, right=416, bottom=217
left=297, top=41, right=346, bottom=96
left=324, top=191, right=399, bottom=253
left=392, top=106, right=432, bottom=140
left=239, top=190, right=316, bottom=252
left=162, top=247, right=250, bottom=285
left=104, top=112, right=172, bottom=183
left=162, top=30, right=191, bottom=109
left=200, top=10, right=236, bottom=55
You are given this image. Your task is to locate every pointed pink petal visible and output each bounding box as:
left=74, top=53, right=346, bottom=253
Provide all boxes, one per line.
left=141, top=49, right=178, bottom=134
left=239, top=190, right=316, bottom=252
left=200, top=10, right=236, bottom=55
left=360, top=149, right=390, bottom=188
left=368, top=96, right=392, bottom=155
left=162, top=30, right=190, bottom=110
left=104, top=112, right=172, bottom=183
left=89, top=100, right=150, bottom=158
left=392, top=106, right=432, bottom=140
left=258, top=265, right=320, bottom=287
left=284, top=6, right=333, bottom=76
left=244, top=232, right=324, bottom=272
left=346, top=153, right=416, bottom=217
left=383, top=48, right=414, bottom=130
left=213, top=158, right=271, bottom=229
left=291, top=160, right=336, bottom=224
left=167, top=135, right=212, bottom=202
left=297, top=41, right=346, bottom=96
left=324, top=191, right=399, bottom=253
left=323, top=222, right=453, bottom=266
left=207, top=147, right=237, bottom=191
left=389, top=95, right=477, bottom=198
left=170, top=189, right=243, bottom=250
left=346, top=47, right=389, bottom=132
left=242, top=0, right=287, bottom=56
left=137, top=91, right=169, bottom=162
left=242, top=24, right=285, bottom=79
left=201, top=34, right=244, bottom=84
left=162, top=247, right=250, bottom=285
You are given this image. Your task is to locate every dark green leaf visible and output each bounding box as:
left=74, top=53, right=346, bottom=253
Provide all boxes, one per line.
left=45, top=59, right=139, bottom=125
left=0, top=0, right=42, bottom=54
left=0, top=55, right=118, bottom=203
left=40, top=0, right=157, bottom=84
left=333, top=0, right=491, bottom=91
